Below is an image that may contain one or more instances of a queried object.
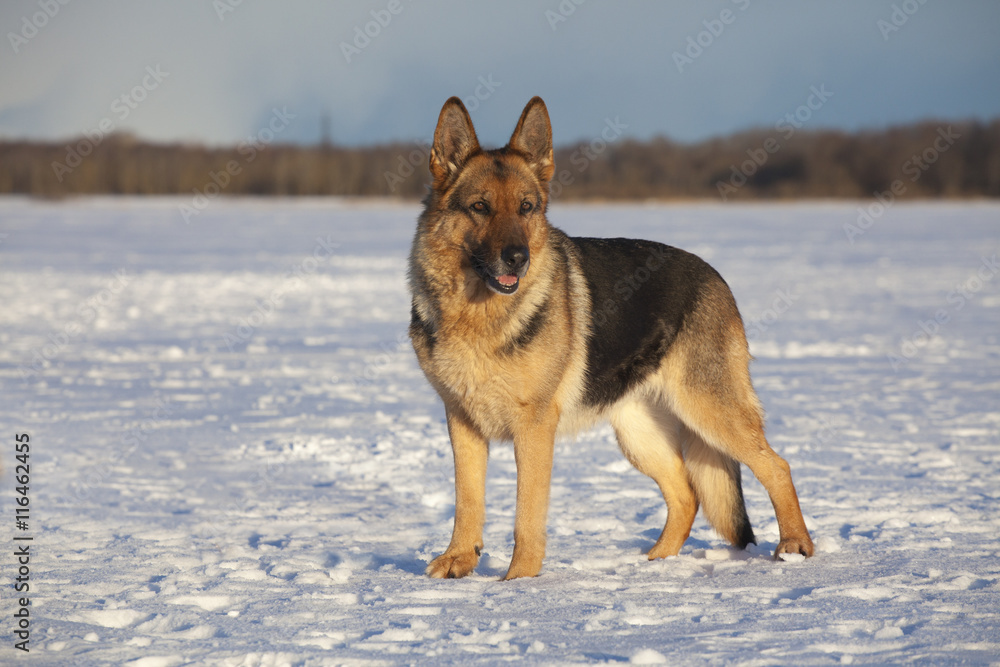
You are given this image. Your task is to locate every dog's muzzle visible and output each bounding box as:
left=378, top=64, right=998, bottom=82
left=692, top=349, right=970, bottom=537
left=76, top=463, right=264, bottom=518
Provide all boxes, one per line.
left=475, top=245, right=530, bottom=295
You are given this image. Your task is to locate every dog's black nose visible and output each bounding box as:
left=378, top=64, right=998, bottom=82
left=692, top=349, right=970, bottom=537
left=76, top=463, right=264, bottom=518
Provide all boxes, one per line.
left=501, top=245, right=530, bottom=274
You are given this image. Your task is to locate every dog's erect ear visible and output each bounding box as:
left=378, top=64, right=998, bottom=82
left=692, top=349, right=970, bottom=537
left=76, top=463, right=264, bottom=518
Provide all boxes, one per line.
left=429, top=97, right=480, bottom=189
left=509, top=96, right=554, bottom=184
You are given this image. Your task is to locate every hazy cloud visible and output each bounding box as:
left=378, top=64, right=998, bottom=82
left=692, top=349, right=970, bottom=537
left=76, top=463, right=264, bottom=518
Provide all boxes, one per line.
left=2, top=0, right=998, bottom=146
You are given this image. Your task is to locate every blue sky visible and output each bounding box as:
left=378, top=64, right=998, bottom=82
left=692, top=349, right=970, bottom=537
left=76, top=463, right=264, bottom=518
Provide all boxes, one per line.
left=1, top=1, right=998, bottom=148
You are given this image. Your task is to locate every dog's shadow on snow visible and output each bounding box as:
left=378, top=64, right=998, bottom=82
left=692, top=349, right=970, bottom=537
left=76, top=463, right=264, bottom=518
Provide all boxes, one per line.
left=371, top=553, right=510, bottom=578
left=369, top=553, right=430, bottom=576
left=634, top=529, right=714, bottom=552
left=632, top=530, right=777, bottom=560
left=322, top=551, right=429, bottom=576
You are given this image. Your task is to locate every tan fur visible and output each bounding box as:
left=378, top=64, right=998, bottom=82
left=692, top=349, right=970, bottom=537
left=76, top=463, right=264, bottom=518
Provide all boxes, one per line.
left=682, top=428, right=744, bottom=546
left=410, top=97, right=813, bottom=580
left=608, top=399, right=696, bottom=558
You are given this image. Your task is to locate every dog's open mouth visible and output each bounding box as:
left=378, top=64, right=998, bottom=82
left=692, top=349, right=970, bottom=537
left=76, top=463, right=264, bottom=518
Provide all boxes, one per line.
left=488, top=273, right=519, bottom=294
left=472, top=259, right=523, bottom=295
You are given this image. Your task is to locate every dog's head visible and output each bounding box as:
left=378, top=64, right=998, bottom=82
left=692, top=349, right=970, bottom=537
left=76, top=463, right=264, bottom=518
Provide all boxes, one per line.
left=419, top=97, right=555, bottom=297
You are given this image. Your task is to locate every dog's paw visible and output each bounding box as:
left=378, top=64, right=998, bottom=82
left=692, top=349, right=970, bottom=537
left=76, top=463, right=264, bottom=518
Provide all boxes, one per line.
left=646, top=539, right=683, bottom=561
left=501, top=551, right=544, bottom=580
left=501, top=563, right=542, bottom=580
left=774, top=536, right=815, bottom=560
left=426, top=550, right=480, bottom=579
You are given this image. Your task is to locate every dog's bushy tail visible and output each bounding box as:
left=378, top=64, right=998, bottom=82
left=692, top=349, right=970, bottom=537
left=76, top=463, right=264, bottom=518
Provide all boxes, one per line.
left=684, top=431, right=756, bottom=549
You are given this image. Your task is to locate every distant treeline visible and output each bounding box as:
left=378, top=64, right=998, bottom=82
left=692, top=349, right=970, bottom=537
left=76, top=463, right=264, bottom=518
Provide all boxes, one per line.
left=2, top=118, right=999, bottom=200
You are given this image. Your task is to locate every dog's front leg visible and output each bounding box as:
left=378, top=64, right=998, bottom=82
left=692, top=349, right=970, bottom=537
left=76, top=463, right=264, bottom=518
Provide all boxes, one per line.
left=504, top=409, right=559, bottom=580
left=427, top=408, right=488, bottom=578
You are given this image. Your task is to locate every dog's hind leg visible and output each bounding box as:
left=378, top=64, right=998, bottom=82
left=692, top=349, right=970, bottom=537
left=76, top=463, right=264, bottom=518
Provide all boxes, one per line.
left=609, top=398, right=697, bottom=559
left=683, top=408, right=812, bottom=558
left=661, top=312, right=814, bottom=559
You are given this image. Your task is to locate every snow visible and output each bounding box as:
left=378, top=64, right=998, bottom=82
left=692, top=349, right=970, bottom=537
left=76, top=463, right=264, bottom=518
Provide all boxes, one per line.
left=1, top=197, right=999, bottom=665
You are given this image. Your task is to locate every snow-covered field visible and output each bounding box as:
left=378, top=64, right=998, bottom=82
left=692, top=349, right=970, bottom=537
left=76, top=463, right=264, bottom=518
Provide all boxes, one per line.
left=1, top=197, right=998, bottom=666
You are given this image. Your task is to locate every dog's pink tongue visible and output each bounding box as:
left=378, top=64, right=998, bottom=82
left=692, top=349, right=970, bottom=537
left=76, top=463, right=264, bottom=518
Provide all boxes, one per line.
left=497, top=275, right=518, bottom=286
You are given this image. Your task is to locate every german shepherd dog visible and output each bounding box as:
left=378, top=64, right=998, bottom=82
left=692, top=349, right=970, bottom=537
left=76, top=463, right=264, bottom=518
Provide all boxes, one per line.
left=408, top=96, right=814, bottom=580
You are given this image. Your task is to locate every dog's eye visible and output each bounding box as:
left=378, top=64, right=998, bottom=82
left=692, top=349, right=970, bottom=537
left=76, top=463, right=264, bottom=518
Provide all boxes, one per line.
left=520, top=201, right=533, bottom=214
left=471, top=201, right=488, bottom=214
